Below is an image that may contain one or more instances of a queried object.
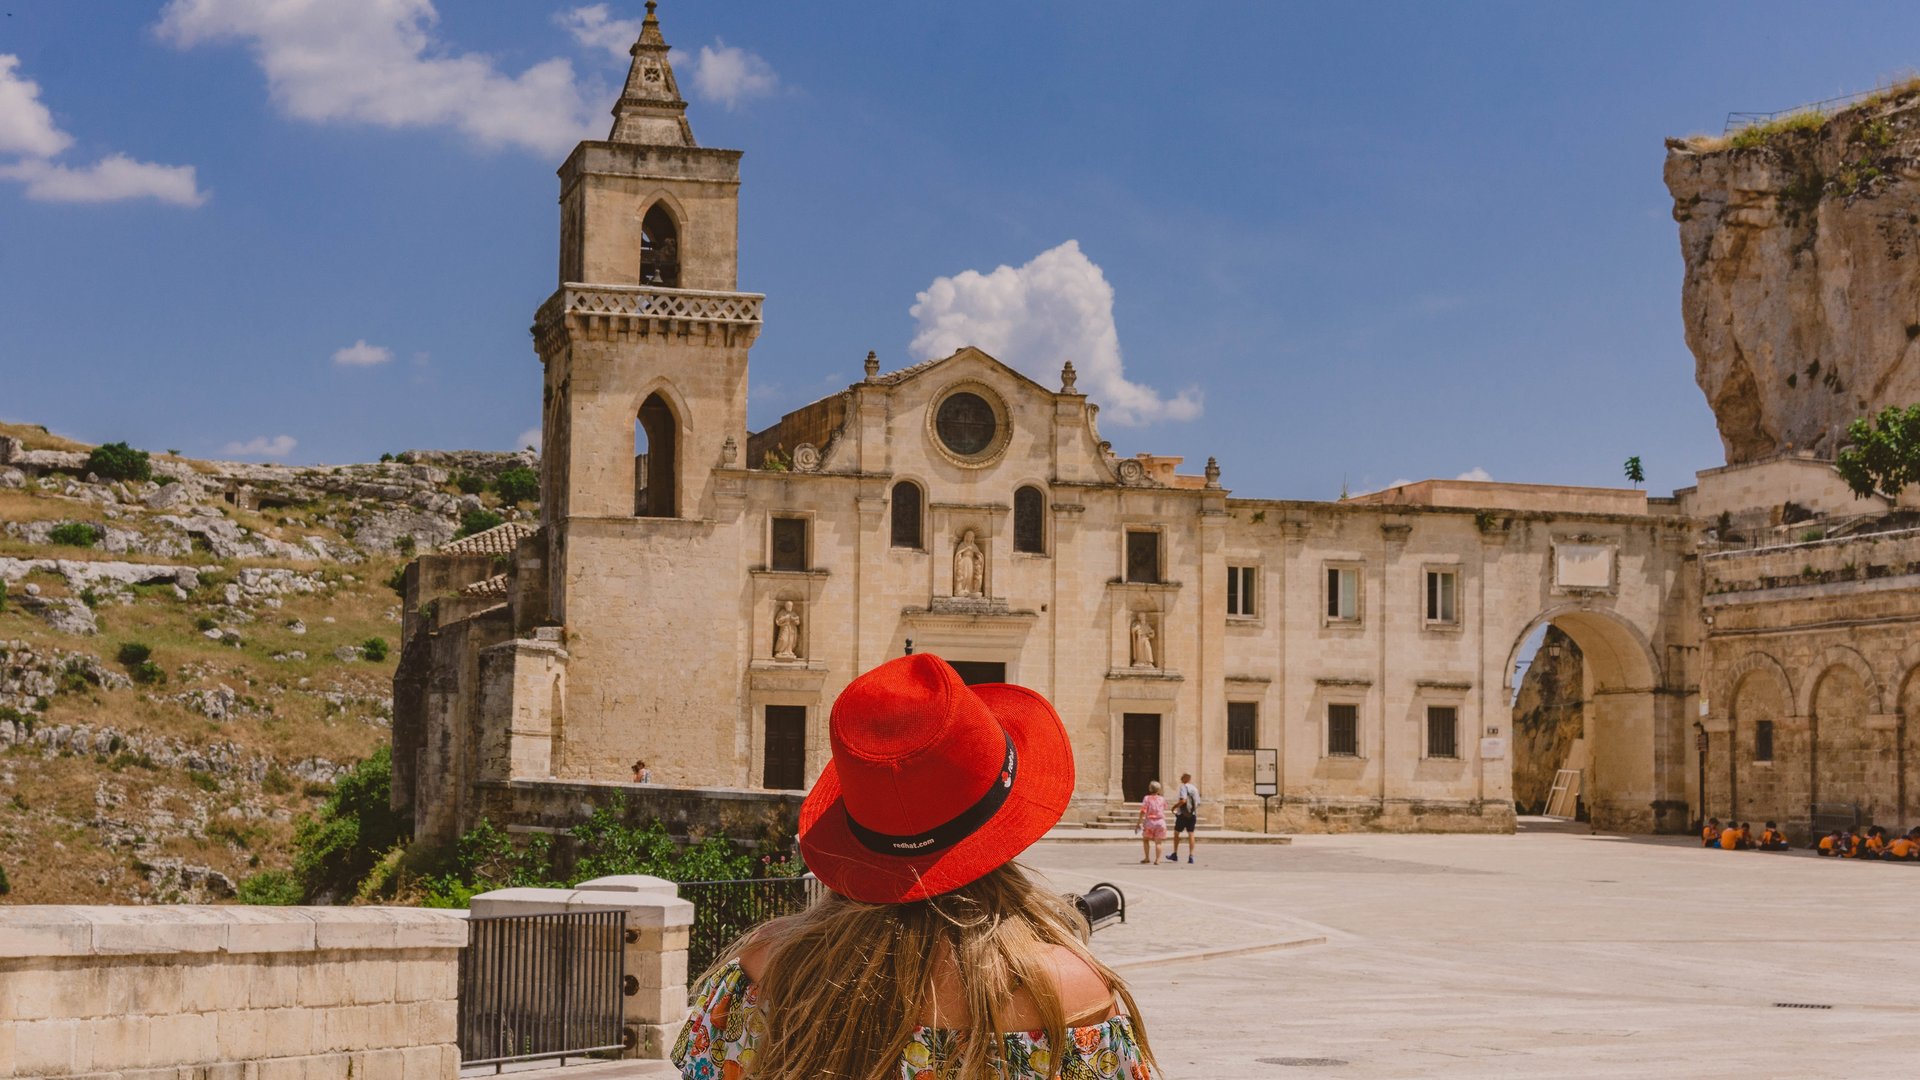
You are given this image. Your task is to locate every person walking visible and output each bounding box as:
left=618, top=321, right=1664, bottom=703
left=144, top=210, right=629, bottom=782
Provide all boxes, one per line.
left=672, top=653, right=1158, bottom=1080
left=1137, top=780, right=1169, bottom=865
left=1168, top=772, right=1200, bottom=864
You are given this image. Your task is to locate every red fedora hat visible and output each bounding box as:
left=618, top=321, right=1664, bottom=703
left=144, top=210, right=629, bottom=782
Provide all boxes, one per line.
left=798, top=653, right=1075, bottom=903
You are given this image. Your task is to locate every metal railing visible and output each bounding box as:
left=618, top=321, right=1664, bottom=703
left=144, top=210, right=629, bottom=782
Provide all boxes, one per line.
left=680, top=875, right=824, bottom=974
left=458, top=910, right=628, bottom=1070
left=1724, top=81, right=1919, bottom=134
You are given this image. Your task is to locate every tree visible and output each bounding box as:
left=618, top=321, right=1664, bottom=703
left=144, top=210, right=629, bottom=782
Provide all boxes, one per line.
left=1623, top=456, right=1645, bottom=487
left=85, top=442, right=152, bottom=483
left=1837, top=404, right=1920, bottom=502
left=493, top=466, right=538, bottom=505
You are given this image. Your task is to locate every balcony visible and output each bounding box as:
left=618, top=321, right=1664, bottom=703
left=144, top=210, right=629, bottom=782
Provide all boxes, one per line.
left=533, top=283, right=764, bottom=351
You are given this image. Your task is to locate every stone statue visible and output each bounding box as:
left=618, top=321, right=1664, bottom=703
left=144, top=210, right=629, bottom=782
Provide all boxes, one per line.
left=773, top=600, right=802, bottom=661
left=1130, top=613, right=1156, bottom=668
left=953, top=530, right=985, bottom=598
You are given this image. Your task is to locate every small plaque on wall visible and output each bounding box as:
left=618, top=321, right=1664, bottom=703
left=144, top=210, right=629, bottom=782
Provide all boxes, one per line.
left=1479, top=737, right=1508, bottom=760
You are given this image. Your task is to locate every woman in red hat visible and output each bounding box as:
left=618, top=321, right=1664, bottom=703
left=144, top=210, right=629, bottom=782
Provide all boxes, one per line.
left=672, top=653, right=1158, bottom=1079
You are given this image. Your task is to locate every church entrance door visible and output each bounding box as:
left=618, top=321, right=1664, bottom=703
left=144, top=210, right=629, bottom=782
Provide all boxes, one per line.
left=763, top=705, right=806, bottom=790
left=1122, top=713, right=1161, bottom=802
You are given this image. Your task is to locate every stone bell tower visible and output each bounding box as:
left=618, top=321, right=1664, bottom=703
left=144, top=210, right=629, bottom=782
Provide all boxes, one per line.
left=530, top=1, right=764, bottom=777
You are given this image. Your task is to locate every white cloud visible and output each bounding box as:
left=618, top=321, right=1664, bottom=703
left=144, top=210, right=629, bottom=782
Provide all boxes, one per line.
left=691, top=40, right=777, bottom=110
left=0, top=55, right=207, bottom=206
left=224, top=434, right=297, bottom=458
left=1455, top=467, right=1493, bottom=482
left=909, top=240, right=1202, bottom=426
left=559, top=4, right=641, bottom=62
left=333, top=340, right=393, bottom=367
left=515, top=427, right=542, bottom=452
left=0, top=56, right=72, bottom=158
left=157, top=0, right=601, bottom=157
left=0, top=155, right=207, bottom=206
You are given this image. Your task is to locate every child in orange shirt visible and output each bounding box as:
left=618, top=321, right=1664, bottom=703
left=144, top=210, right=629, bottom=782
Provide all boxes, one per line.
left=1758, top=821, right=1789, bottom=851
left=1702, top=817, right=1722, bottom=848
left=1817, top=830, right=1842, bottom=856
left=1886, top=829, right=1920, bottom=861
left=1839, top=830, right=1866, bottom=858
left=1864, top=826, right=1889, bottom=859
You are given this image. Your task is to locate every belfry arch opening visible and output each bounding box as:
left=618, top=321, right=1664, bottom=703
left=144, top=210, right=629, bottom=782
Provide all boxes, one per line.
left=640, top=203, right=680, bottom=287
left=1505, top=607, right=1681, bottom=833
left=634, top=392, right=678, bottom=518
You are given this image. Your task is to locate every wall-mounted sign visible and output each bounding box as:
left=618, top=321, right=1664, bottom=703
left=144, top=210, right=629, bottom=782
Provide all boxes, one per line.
left=1254, top=747, right=1278, bottom=796
left=1479, top=737, right=1508, bottom=760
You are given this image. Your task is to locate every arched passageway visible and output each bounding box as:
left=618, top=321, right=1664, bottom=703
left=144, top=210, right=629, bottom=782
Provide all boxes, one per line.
left=1507, top=605, right=1685, bottom=833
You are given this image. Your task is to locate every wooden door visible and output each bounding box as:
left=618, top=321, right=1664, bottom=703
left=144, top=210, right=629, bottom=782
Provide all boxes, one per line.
left=763, top=705, right=806, bottom=790
left=1122, top=713, right=1161, bottom=802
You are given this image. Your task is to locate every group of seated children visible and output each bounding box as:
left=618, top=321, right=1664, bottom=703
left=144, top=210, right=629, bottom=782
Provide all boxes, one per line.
left=1815, top=824, right=1920, bottom=860
left=1700, top=819, right=1791, bottom=851
left=1701, top=817, right=1920, bottom=857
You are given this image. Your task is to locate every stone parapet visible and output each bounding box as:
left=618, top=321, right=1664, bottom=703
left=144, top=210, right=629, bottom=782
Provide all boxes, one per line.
left=0, top=906, right=467, bottom=1080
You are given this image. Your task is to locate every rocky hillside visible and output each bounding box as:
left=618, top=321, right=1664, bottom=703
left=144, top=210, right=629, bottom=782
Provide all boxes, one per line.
left=1510, top=627, right=1585, bottom=815
left=1666, top=82, right=1920, bottom=463
left=0, top=423, right=535, bottom=904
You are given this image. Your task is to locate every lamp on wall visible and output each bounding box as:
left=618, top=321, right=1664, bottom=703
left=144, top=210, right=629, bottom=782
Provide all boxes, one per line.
left=904, top=638, right=914, bottom=656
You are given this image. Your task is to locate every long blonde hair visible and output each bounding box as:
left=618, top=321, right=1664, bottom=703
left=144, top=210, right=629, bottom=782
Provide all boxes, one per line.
left=705, top=862, right=1155, bottom=1079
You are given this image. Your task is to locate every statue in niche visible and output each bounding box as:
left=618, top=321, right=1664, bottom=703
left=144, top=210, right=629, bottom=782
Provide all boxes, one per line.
left=953, top=529, right=985, bottom=598
left=1130, top=613, right=1156, bottom=668
left=773, top=600, right=802, bottom=661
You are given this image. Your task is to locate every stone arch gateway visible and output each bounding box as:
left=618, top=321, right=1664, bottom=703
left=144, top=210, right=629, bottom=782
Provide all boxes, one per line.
left=1505, top=604, right=1687, bottom=833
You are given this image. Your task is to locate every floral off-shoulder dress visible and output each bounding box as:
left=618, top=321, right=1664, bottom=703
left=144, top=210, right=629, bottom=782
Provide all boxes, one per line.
left=672, top=960, right=1152, bottom=1080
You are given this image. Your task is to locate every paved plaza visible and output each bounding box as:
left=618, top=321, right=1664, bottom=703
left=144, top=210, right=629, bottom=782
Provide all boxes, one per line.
left=1030, top=822, right=1920, bottom=1079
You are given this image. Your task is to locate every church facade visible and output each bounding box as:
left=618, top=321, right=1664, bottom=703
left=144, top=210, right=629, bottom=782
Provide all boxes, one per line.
left=392, top=8, right=1706, bottom=843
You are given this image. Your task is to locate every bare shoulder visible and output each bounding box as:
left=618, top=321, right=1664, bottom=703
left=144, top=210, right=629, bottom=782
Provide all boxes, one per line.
left=1001, top=945, right=1116, bottom=1028
left=737, top=935, right=774, bottom=982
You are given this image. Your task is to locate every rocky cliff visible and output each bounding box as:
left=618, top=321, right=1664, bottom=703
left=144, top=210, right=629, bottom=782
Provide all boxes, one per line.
left=1666, top=86, right=1920, bottom=463
left=1510, top=627, right=1585, bottom=815
left=0, top=423, right=536, bottom=903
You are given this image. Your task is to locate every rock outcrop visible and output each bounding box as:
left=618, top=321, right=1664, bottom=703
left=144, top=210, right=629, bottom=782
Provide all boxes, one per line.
left=1666, top=88, right=1920, bottom=463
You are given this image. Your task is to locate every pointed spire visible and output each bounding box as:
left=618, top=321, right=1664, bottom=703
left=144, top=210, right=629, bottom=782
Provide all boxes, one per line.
left=609, top=2, right=696, bottom=146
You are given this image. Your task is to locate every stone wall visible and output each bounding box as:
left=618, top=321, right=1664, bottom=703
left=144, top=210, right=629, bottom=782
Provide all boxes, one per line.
left=1702, top=529, right=1920, bottom=839
left=0, top=905, right=466, bottom=1080
left=472, top=778, right=801, bottom=860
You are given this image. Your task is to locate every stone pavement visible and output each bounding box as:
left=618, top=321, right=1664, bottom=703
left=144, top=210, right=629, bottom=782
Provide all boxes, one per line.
left=1026, top=821, right=1920, bottom=1079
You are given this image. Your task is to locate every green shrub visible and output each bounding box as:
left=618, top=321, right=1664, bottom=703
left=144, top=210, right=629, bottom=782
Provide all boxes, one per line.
left=379, top=452, right=395, bottom=463
left=117, top=642, right=152, bottom=666
left=187, top=770, right=220, bottom=793
left=0, top=863, right=9, bottom=896
left=194, top=615, right=218, bottom=632
left=85, top=441, right=152, bottom=483
left=290, top=746, right=410, bottom=902
left=387, top=566, right=408, bottom=597
left=131, top=660, right=166, bottom=685
left=236, top=870, right=302, bottom=906
left=360, top=637, right=389, bottom=662
left=49, top=522, right=98, bottom=547
left=453, top=473, right=486, bottom=495
left=493, top=467, right=538, bottom=505
left=394, top=535, right=416, bottom=558
left=261, top=768, right=294, bottom=795
left=455, top=509, right=504, bottom=539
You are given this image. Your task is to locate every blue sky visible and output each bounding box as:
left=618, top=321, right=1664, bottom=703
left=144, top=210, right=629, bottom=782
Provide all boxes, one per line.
left=5, top=2, right=1920, bottom=499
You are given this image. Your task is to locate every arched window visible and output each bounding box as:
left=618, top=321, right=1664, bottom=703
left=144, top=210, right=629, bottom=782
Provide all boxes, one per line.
left=1013, top=485, right=1045, bottom=554
left=641, top=203, right=680, bottom=288
left=634, top=392, right=677, bottom=517
left=891, top=480, right=923, bottom=549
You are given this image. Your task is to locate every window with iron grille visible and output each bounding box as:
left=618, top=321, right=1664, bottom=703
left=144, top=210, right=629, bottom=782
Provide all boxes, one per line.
left=1013, top=486, right=1046, bottom=554
left=1327, top=703, right=1359, bottom=757
left=1754, top=719, right=1774, bottom=762
left=1425, top=569, right=1459, bottom=625
left=771, top=517, right=808, bottom=571
left=891, top=481, right=923, bottom=549
left=1326, top=566, right=1359, bottom=622
left=1227, top=566, right=1256, bottom=618
left=1426, top=705, right=1459, bottom=759
left=1227, top=701, right=1257, bottom=753
left=1125, top=530, right=1161, bottom=583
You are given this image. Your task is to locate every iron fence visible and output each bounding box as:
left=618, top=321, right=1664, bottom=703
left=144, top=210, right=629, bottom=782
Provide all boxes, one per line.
left=680, top=875, right=824, bottom=974
left=458, top=909, right=628, bottom=1070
